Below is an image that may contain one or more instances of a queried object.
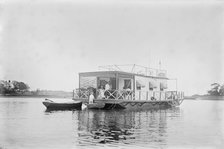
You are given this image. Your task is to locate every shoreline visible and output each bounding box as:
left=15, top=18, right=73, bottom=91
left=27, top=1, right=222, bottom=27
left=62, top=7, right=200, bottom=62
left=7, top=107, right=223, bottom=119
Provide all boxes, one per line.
left=196, top=95, right=224, bottom=100
left=1, top=94, right=224, bottom=100
left=0, top=94, right=73, bottom=99
left=185, top=95, right=224, bottom=100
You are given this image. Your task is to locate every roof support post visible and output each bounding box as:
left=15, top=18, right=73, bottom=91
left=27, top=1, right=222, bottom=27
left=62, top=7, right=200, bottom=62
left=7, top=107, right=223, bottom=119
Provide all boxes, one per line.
left=133, top=76, right=135, bottom=100
left=115, top=72, right=119, bottom=90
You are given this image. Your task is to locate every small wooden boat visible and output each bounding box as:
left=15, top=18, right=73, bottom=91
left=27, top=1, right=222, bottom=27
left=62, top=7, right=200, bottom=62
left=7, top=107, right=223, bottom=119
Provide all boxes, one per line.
left=42, top=99, right=82, bottom=110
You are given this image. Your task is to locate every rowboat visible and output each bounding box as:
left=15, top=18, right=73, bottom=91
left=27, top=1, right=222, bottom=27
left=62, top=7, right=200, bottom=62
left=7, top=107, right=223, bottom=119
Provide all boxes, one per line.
left=42, top=99, right=82, bottom=110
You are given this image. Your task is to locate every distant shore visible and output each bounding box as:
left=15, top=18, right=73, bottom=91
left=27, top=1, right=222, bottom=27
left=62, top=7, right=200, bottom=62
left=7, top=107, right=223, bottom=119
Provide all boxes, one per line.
left=0, top=94, right=73, bottom=98
left=1, top=93, right=224, bottom=100
left=0, top=95, right=74, bottom=99
left=185, top=95, right=224, bottom=100
left=196, top=95, right=224, bottom=100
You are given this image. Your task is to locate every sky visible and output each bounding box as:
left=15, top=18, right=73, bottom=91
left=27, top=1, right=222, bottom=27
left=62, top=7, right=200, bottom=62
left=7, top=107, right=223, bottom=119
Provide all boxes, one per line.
left=0, top=0, right=224, bottom=95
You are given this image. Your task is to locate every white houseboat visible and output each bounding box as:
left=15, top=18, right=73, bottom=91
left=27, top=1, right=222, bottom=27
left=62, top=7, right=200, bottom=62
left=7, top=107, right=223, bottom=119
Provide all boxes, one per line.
left=73, top=64, right=184, bottom=110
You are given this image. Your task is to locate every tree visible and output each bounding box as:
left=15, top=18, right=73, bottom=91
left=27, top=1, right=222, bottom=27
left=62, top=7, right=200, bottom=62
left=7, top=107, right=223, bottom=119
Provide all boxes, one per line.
left=12, top=81, right=30, bottom=93
left=0, top=80, right=5, bottom=94
left=207, top=83, right=224, bottom=96
left=208, top=83, right=220, bottom=95
left=219, top=85, right=224, bottom=96
left=0, top=80, right=15, bottom=94
left=0, top=80, right=30, bottom=95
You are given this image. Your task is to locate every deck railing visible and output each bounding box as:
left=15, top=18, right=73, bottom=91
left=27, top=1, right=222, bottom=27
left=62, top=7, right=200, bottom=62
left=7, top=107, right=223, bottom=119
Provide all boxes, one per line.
left=73, top=89, right=184, bottom=101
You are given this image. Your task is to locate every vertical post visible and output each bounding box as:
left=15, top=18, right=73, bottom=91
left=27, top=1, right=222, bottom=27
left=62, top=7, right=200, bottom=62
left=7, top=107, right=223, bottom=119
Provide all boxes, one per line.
left=131, top=91, right=134, bottom=100
left=72, top=89, right=74, bottom=99
left=115, top=73, right=119, bottom=99
left=133, top=75, right=135, bottom=100
left=115, top=73, right=119, bottom=90
left=139, top=91, right=141, bottom=100
left=159, top=91, right=161, bottom=100
left=146, top=91, right=148, bottom=100
left=79, top=74, right=80, bottom=98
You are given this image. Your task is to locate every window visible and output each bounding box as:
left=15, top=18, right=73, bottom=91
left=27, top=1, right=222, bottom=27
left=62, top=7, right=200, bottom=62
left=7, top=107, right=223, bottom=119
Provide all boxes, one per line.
left=149, top=82, right=153, bottom=90
left=80, top=76, right=97, bottom=89
left=124, top=79, right=131, bottom=89
left=98, top=77, right=116, bottom=90
left=136, top=80, right=144, bottom=90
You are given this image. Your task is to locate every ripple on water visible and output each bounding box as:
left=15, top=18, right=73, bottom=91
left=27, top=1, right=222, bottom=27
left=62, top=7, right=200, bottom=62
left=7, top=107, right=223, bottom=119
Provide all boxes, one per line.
left=0, top=98, right=224, bottom=148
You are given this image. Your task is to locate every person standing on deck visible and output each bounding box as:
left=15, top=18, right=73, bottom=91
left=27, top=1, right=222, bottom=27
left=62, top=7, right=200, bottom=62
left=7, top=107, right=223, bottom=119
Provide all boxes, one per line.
left=105, top=81, right=110, bottom=91
left=89, top=91, right=94, bottom=104
left=98, top=85, right=105, bottom=99
left=104, top=81, right=111, bottom=98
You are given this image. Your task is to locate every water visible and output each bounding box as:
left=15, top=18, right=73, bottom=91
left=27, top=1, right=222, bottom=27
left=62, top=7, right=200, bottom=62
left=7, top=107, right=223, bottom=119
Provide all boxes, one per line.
left=0, top=97, right=223, bottom=149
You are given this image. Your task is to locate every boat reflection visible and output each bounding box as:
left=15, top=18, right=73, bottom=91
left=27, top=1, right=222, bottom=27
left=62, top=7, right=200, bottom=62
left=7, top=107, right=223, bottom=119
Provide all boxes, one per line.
left=76, top=108, right=180, bottom=146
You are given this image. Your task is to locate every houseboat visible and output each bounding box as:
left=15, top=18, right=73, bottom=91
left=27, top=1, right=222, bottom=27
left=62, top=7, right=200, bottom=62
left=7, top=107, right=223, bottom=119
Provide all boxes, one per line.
left=73, top=64, right=184, bottom=110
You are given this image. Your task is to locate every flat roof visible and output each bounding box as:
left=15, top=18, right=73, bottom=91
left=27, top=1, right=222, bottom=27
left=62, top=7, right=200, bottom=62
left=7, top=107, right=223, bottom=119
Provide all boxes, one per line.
left=79, top=71, right=168, bottom=80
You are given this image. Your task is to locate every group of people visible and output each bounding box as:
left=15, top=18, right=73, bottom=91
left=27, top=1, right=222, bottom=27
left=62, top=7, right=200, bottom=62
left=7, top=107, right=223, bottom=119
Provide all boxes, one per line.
left=88, top=81, right=134, bottom=103
left=98, top=82, right=111, bottom=99
left=89, top=82, right=111, bottom=103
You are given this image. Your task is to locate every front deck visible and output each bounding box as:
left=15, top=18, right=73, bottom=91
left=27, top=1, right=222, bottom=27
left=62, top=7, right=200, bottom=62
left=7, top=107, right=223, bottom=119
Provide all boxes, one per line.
left=73, top=89, right=184, bottom=110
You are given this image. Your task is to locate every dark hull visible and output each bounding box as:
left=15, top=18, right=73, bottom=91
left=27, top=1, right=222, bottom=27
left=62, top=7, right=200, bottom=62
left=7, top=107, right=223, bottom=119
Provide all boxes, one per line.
left=42, top=100, right=82, bottom=110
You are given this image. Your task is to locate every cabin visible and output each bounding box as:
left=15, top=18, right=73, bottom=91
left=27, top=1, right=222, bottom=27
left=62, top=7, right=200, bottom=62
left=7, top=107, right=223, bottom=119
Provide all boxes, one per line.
left=76, top=65, right=180, bottom=101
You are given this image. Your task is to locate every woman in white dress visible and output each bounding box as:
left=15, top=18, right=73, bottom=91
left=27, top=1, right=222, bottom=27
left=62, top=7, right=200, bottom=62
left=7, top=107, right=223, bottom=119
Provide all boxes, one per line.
left=89, top=92, right=94, bottom=104
left=98, top=85, right=105, bottom=99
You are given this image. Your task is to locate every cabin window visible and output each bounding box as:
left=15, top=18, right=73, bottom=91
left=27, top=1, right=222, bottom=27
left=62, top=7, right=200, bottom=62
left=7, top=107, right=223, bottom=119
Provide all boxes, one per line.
left=137, top=86, right=141, bottom=90
left=123, top=79, right=131, bottom=89
left=160, top=82, right=167, bottom=91
left=149, top=82, right=153, bottom=91
left=136, top=80, right=144, bottom=90
left=98, top=77, right=109, bottom=89
left=110, top=78, right=116, bottom=90
left=80, top=76, right=97, bottom=89
left=98, top=77, right=116, bottom=90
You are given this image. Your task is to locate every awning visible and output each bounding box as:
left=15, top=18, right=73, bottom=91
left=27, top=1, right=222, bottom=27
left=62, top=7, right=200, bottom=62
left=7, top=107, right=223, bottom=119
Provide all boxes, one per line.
left=136, top=80, right=145, bottom=88
left=160, top=82, right=168, bottom=89
left=149, top=81, right=157, bottom=88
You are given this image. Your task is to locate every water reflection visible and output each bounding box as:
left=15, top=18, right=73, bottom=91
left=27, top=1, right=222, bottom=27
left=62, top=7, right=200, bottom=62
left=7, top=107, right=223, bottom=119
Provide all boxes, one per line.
left=76, top=108, right=180, bottom=147
left=1, top=98, right=223, bottom=148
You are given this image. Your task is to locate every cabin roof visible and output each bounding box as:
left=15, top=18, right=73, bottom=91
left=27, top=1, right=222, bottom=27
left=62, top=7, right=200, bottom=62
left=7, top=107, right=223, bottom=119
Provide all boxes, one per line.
left=79, top=71, right=168, bottom=80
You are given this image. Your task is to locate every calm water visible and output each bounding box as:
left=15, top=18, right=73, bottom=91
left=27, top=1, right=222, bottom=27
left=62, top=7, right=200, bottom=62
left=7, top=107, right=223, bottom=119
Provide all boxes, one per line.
left=0, top=97, right=223, bottom=149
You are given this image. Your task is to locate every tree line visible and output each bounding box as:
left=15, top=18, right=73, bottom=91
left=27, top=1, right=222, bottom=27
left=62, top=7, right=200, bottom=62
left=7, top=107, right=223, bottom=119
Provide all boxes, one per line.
left=0, top=80, right=30, bottom=95
left=208, top=83, right=224, bottom=96
left=1, top=80, right=223, bottom=96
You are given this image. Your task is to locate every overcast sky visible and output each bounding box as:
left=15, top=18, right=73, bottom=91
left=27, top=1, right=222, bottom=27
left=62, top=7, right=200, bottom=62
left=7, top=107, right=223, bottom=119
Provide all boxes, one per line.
left=0, top=0, right=224, bottom=95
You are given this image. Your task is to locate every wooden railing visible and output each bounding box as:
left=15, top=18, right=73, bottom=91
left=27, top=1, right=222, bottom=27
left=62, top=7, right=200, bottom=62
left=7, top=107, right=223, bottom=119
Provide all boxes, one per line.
left=73, top=89, right=184, bottom=101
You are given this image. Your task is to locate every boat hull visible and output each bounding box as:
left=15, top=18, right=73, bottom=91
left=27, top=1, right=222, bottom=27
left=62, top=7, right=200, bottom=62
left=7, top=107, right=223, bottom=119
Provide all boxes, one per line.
left=86, top=103, right=106, bottom=109
left=42, top=100, right=82, bottom=110
left=74, top=98, right=182, bottom=110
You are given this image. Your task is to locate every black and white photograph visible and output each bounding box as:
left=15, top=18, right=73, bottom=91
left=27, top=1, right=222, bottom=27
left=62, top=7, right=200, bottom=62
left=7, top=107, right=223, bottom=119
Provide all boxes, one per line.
left=0, top=0, right=224, bottom=148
